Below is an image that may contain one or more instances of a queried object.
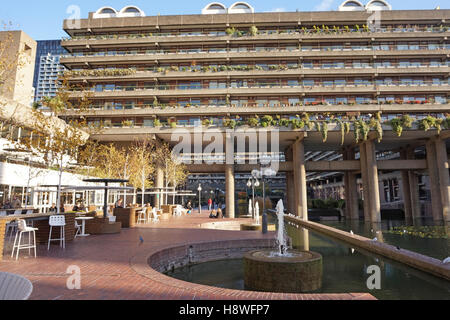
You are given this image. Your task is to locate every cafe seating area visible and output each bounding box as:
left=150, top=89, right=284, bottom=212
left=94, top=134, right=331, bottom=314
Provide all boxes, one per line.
left=0, top=200, right=194, bottom=262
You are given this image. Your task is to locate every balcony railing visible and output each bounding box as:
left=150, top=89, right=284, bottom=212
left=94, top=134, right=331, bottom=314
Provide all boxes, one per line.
left=77, top=100, right=449, bottom=112
left=61, top=25, right=449, bottom=42
left=68, top=81, right=449, bottom=93
left=60, top=44, right=450, bottom=59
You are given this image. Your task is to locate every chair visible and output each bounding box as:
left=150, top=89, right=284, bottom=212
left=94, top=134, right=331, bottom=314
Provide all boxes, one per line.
left=0, top=211, right=6, bottom=217
left=48, top=215, right=66, bottom=250
left=11, top=220, right=38, bottom=261
left=0, top=272, right=33, bottom=300
left=151, top=208, right=160, bottom=223
left=137, top=209, right=147, bottom=224
left=74, top=220, right=82, bottom=238
left=7, top=210, right=23, bottom=240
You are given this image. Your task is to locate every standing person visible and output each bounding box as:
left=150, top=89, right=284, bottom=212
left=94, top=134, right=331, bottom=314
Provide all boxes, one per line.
left=12, top=196, right=21, bottom=209
left=208, top=198, right=213, bottom=211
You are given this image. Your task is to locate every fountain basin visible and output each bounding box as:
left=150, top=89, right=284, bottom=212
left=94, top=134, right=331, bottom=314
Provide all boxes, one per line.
left=244, top=250, right=323, bottom=293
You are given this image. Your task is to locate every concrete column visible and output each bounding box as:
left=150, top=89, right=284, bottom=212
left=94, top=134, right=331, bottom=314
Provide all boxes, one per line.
left=293, top=139, right=308, bottom=220
left=225, top=134, right=235, bottom=219
left=425, top=140, right=444, bottom=221
left=400, top=150, right=413, bottom=222
left=365, top=139, right=381, bottom=223
left=286, top=173, right=295, bottom=215
left=225, top=164, right=235, bottom=219
left=406, top=148, right=421, bottom=219
left=359, top=142, right=371, bottom=222
left=344, top=148, right=359, bottom=220
left=434, top=139, right=450, bottom=222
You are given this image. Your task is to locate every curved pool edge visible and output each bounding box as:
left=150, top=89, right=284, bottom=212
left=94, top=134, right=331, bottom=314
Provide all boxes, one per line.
left=130, top=238, right=377, bottom=300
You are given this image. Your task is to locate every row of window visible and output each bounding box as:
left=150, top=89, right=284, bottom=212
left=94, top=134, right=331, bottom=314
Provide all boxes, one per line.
left=78, top=77, right=450, bottom=93
left=66, top=42, right=450, bottom=57
left=81, top=95, right=448, bottom=110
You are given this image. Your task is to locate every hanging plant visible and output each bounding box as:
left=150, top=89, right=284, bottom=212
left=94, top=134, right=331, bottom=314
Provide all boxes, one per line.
left=354, top=119, right=369, bottom=143
left=320, top=121, right=329, bottom=143
left=418, top=115, right=437, bottom=132
left=247, top=117, right=259, bottom=127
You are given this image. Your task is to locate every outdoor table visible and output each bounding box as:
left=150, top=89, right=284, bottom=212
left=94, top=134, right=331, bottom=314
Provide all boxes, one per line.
left=75, top=217, right=94, bottom=237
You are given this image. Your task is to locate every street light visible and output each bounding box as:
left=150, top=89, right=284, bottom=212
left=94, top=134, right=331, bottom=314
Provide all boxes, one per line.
left=247, top=173, right=260, bottom=221
left=197, top=184, right=202, bottom=214
left=261, top=167, right=277, bottom=234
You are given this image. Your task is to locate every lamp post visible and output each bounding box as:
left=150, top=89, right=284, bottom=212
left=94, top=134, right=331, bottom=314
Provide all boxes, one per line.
left=198, top=184, right=202, bottom=214
left=247, top=172, right=260, bottom=222
left=261, top=167, right=277, bottom=234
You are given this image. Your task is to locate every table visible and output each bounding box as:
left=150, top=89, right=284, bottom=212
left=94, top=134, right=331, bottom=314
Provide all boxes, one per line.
left=75, top=217, right=94, bottom=237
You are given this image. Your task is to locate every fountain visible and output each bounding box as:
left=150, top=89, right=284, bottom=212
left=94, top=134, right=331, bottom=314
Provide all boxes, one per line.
left=243, top=200, right=323, bottom=293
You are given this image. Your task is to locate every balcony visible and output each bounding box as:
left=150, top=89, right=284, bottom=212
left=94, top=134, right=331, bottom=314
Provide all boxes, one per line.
left=60, top=46, right=450, bottom=66
left=62, top=101, right=450, bottom=118
left=67, top=82, right=450, bottom=99
left=64, top=65, right=450, bottom=81
left=61, top=26, right=450, bottom=48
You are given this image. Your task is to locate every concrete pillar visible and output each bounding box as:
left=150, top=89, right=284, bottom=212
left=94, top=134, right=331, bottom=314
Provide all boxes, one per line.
left=434, top=138, right=450, bottom=222
left=365, top=139, right=381, bottom=223
left=286, top=173, right=295, bottom=215
left=425, top=140, right=444, bottom=221
left=344, top=148, right=359, bottom=220
left=225, top=164, right=235, bottom=219
left=406, top=148, right=422, bottom=219
left=400, top=149, right=413, bottom=222
left=359, top=142, right=371, bottom=222
left=225, top=134, right=235, bottom=219
left=293, top=138, right=308, bottom=220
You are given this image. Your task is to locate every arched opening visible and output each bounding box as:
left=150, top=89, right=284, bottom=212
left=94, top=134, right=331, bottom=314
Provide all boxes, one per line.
left=202, top=2, right=227, bottom=14
left=93, top=7, right=118, bottom=18
left=366, top=0, right=392, bottom=11
left=118, top=6, right=146, bottom=17
left=228, top=2, right=254, bottom=14
left=338, top=0, right=365, bottom=11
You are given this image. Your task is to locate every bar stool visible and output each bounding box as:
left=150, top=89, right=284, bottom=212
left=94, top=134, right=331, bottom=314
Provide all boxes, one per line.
left=7, top=210, right=23, bottom=242
left=11, top=219, right=38, bottom=261
left=137, top=209, right=147, bottom=224
left=48, top=215, right=66, bottom=250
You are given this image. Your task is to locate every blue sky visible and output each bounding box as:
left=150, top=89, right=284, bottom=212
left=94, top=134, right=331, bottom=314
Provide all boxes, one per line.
left=1, top=0, right=448, bottom=40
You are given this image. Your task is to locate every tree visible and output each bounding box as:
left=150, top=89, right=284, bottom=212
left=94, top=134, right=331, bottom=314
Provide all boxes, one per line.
left=128, top=138, right=155, bottom=207
left=153, top=142, right=189, bottom=205
left=17, top=110, right=89, bottom=213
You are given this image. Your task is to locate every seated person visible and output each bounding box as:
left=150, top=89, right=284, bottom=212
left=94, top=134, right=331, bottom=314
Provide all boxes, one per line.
left=115, top=199, right=124, bottom=209
left=49, top=203, right=58, bottom=213
left=217, top=208, right=223, bottom=219
left=185, top=201, right=193, bottom=214
left=209, top=210, right=219, bottom=219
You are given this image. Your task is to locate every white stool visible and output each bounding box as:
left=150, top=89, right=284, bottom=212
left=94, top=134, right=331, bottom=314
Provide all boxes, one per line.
left=6, top=210, right=23, bottom=242
left=137, top=210, right=147, bottom=224
left=48, top=215, right=66, bottom=250
left=151, top=208, right=161, bottom=223
left=11, top=220, right=38, bottom=261
left=74, top=220, right=82, bottom=238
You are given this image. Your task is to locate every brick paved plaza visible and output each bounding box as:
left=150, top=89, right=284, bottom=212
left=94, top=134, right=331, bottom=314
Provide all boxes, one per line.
left=0, top=214, right=374, bottom=300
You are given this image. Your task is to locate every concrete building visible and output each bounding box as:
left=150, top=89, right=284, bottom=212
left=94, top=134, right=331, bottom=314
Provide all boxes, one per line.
left=59, top=2, right=450, bottom=222
left=0, top=31, right=36, bottom=106
left=33, top=40, right=67, bottom=102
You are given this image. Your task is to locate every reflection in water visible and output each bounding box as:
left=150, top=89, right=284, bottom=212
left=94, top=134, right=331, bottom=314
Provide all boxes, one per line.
left=166, top=225, right=450, bottom=300
left=320, top=219, right=449, bottom=260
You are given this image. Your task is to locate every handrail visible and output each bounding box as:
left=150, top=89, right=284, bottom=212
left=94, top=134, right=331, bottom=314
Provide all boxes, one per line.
left=68, top=81, right=449, bottom=92
left=61, top=25, right=449, bottom=42
left=61, top=45, right=449, bottom=58
left=75, top=100, right=449, bottom=111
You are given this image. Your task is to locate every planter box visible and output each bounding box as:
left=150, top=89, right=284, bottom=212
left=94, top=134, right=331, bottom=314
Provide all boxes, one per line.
left=85, top=218, right=122, bottom=234
left=114, top=208, right=139, bottom=228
